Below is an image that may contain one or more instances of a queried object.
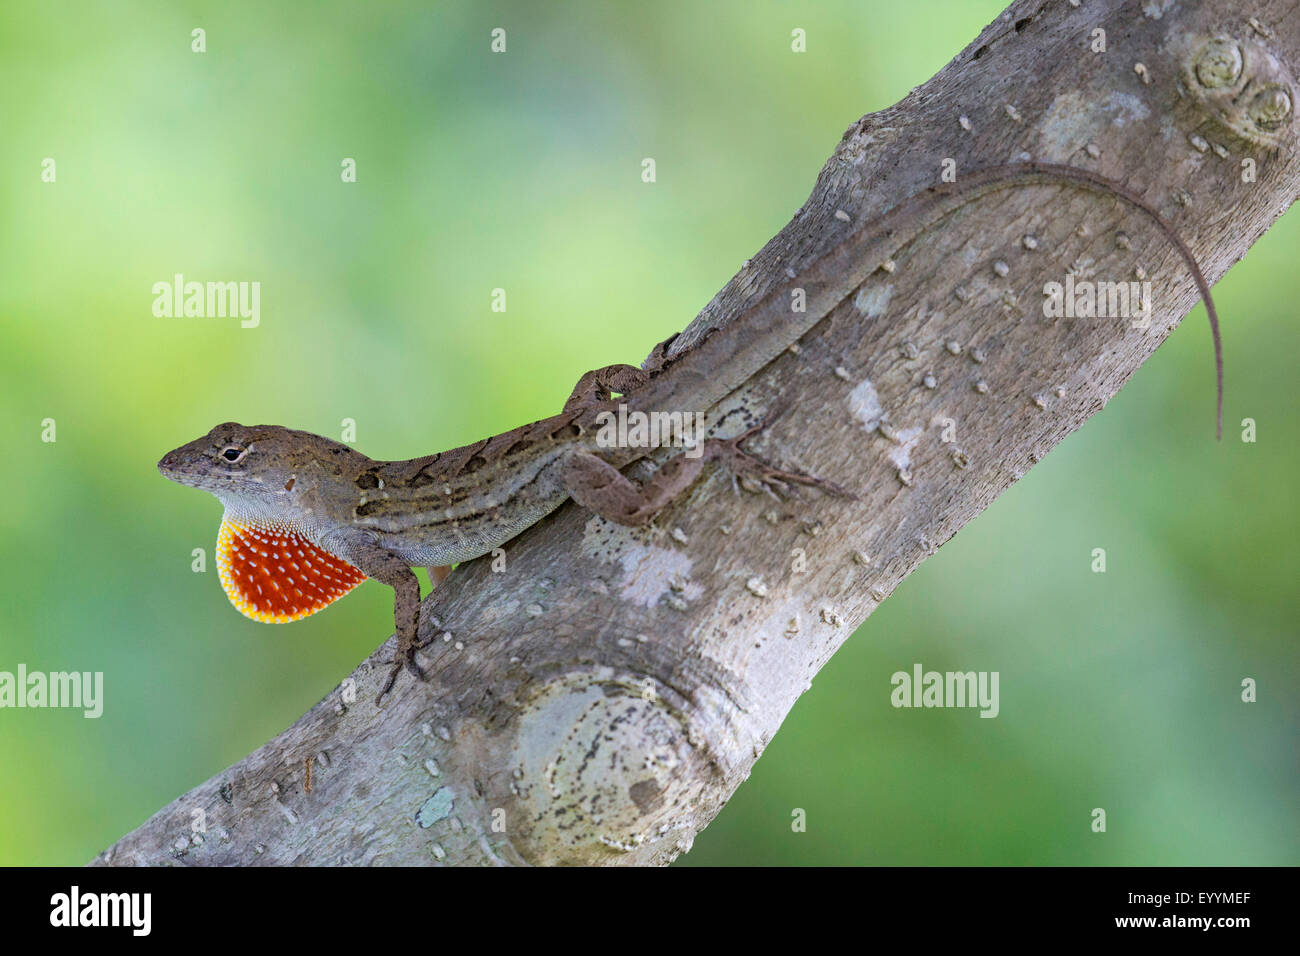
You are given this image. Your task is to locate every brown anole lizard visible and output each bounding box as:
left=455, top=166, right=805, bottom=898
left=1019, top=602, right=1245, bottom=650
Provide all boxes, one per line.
left=158, top=162, right=1223, bottom=702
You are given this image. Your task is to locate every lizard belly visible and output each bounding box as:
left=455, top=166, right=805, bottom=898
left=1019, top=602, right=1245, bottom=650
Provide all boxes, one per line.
left=378, top=489, right=572, bottom=567
left=359, top=445, right=577, bottom=567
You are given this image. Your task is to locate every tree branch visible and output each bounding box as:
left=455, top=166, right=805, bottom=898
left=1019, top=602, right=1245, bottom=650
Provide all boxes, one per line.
left=93, top=0, right=1299, bottom=866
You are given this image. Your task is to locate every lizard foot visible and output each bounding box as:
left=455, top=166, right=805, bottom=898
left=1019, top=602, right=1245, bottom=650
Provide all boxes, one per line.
left=375, top=636, right=429, bottom=705
left=710, top=409, right=857, bottom=501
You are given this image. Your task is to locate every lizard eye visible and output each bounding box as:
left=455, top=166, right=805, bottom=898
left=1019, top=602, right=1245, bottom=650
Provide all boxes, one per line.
left=220, top=445, right=247, bottom=463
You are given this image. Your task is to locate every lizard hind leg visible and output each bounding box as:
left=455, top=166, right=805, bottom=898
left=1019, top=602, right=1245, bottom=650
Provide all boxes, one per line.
left=562, top=419, right=855, bottom=530
left=563, top=364, right=650, bottom=411
left=562, top=450, right=706, bottom=527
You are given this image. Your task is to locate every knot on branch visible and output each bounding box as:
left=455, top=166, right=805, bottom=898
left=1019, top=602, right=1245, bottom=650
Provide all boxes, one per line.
left=502, top=668, right=721, bottom=865
left=1178, top=31, right=1296, bottom=149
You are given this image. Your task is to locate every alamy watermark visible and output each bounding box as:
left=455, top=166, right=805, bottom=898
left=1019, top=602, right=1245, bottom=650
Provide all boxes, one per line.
left=594, top=403, right=706, bottom=458
left=891, top=663, right=999, bottom=718
left=50, top=886, right=150, bottom=936
left=152, top=273, right=260, bottom=328
left=1043, top=274, right=1152, bottom=327
left=0, top=665, right=103, bottom=718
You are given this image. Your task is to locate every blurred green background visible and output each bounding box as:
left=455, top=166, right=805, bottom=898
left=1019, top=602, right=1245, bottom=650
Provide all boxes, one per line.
left=1, top=1, right=1295, bottom=866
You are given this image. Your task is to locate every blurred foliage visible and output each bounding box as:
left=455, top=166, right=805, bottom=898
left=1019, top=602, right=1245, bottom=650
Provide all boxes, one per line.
left=0, top=1, right=1294, bottom=866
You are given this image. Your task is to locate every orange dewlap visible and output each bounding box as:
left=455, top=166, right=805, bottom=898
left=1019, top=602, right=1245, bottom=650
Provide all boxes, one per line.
left=216, top=516, right=366, bottom=623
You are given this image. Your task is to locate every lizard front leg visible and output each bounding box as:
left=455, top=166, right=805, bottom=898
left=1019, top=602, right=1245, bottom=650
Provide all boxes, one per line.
left=344, top=541, right=425, bottom=702
left=563, top=414, right=852, bottom=528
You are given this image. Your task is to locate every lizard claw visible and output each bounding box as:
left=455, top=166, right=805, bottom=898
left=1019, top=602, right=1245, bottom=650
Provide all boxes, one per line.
left=375, top=661, right=402, bottom=705
left=715, top=414, right=857, bottom=501
left=738, top=473, right=792, bottom=500
left=374, top=637, right=429, bottom=705
left=404, top=653, right=427, bottom=680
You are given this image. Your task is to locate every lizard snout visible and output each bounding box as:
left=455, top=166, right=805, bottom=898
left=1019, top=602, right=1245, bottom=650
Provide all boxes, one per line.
left=157, top=450, right=183, bottom=475
left=157, top=447, right=201, bottom=481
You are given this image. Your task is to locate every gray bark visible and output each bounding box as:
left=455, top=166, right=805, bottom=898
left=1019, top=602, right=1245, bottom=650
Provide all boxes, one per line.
left=93, top=0, right=1298, bottom=866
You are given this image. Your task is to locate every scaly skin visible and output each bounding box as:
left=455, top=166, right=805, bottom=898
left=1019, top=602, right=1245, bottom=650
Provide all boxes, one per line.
left=159, top=162, right=1222, bottom=702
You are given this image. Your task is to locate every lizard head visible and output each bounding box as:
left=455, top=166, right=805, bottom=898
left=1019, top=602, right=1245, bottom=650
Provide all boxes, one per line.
left=158, top=422, right=363, bottom=518
left=159, top=422, right=373, bottom=623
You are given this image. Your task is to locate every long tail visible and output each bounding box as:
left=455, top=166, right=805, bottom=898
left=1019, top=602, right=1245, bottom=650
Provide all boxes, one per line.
left=633, top=161, right=1223, bottom=439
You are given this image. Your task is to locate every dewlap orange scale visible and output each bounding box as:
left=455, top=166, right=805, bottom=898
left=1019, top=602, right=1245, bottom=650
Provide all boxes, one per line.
left=216, top=516, right=366, bottom=623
